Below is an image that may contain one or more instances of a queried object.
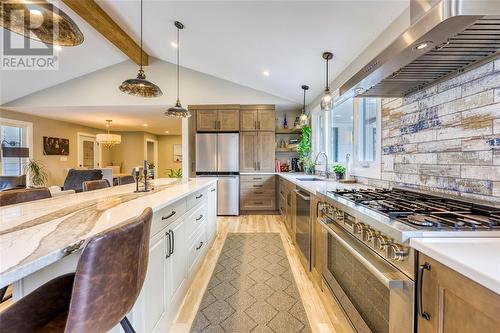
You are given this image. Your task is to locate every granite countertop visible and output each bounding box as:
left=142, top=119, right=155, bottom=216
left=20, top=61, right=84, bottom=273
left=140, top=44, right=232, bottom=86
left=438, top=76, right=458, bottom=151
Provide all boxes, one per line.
left=410, top=238, right=500, bottom=295
left=0, top=177, right=217, bottom=288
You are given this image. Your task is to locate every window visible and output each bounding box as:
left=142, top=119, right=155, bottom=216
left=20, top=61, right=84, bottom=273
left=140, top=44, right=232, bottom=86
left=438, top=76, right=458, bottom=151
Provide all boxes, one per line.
left=0, top=119, right=32, bottom=176
left=316, top=113, right=325, bottom=154
left=329, top=98, right=353, bottom=163
left=358, top=98, right=378, bottom=162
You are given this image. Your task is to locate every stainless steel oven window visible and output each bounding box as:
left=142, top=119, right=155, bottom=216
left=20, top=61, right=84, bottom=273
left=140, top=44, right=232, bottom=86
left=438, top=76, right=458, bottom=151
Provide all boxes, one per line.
left=327, top=233, right=389, bottom=332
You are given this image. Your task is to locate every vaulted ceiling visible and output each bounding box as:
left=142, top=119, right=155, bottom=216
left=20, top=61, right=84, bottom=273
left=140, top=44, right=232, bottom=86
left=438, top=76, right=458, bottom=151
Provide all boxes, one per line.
left=0, top=0, right=409, bottom=132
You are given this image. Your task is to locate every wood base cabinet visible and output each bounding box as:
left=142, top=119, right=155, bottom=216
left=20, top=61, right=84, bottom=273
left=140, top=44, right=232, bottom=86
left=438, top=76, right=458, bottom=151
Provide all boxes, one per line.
left=417, top=254, right=500, bottom=333
left=240, top=175, right=276, bottom=211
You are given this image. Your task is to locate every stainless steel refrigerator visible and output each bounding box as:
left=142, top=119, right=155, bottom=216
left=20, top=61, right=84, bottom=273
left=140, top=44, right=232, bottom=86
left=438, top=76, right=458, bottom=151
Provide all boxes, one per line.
left=196, top=133, right=239, bottom=215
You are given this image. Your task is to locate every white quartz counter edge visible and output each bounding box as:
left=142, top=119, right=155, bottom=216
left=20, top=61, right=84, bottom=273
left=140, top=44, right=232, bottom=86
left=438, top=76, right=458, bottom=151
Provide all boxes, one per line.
left=0, top=178, right=217, bottom=288
left=410, top=238, right=500, bottom=295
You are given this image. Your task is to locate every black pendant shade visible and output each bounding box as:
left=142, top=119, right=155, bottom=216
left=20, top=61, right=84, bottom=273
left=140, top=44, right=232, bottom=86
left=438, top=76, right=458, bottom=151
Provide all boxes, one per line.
left=0, top=0, right=84, bottom=46
left=119, top=0, right=162, bottom=98
left=165, top=21, right=190, bottom=118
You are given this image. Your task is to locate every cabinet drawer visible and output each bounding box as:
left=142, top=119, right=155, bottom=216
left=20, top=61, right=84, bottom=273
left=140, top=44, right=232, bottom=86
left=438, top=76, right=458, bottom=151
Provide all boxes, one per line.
left=187, top=188, right=207, bottom=211
left=188, top=224, right=207, bottom=274
left=186, top=203, right=207, bottom=238
left=241, top=187, right=275, bottom=197
left=241, top=197, right=275, bottom=210
left=151, top=199, right=187, bottom=236
left=240, top=174, right=275, bottom=184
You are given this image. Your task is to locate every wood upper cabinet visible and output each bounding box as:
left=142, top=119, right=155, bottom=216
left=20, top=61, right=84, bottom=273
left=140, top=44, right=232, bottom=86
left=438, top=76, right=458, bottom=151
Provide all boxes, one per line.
left=240, top=132, right=275, bottom=172
left=257, top=110, right=275, bottom=131
left=240, top=107, right=275, bottom=131
left=240, top=110, right=258, bottom=131
left=417, top=254, right=500, bottom=333
left=196, top=109, right=239, bottom=132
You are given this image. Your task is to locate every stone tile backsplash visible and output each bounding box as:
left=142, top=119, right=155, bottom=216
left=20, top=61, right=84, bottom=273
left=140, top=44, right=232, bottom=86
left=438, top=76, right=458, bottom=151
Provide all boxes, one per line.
left=356, top=57, right=500, bottom=203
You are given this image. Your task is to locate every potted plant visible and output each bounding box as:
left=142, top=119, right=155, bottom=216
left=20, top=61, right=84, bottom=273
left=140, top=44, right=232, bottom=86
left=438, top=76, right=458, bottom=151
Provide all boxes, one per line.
left=166, top=168, right=182, bottom=178
left=332, top=163, right=346, bottom=180
left=297, top=125, right=312, bottom=171
left=303, top=157, right=315, bottom=175
left=23, top=159, right=48, bottom=187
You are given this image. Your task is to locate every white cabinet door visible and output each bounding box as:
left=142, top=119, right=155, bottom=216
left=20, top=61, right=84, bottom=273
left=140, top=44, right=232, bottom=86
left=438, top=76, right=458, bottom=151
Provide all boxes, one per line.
left=207, top=184, right=217, bottom=242
left=166, top=217, right=187, bottom=303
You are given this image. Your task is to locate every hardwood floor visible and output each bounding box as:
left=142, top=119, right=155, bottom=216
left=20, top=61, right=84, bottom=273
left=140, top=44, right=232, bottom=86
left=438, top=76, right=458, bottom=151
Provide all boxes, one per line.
left=170, top=215, right=354, bottom=333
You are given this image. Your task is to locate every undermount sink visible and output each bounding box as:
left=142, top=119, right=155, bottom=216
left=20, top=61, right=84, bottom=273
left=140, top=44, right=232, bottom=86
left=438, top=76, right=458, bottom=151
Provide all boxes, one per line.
left=295, top=177, right=324, bottom=182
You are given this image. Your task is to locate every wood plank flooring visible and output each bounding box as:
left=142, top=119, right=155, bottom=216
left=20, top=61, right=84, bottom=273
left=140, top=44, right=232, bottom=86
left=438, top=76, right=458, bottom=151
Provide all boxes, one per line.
left=170, top=215, right=354, bottom=333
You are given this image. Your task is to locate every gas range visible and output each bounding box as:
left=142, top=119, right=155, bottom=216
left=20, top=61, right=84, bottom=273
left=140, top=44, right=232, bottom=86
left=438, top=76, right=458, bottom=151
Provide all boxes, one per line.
left=332, top=188, right=500, bottom=231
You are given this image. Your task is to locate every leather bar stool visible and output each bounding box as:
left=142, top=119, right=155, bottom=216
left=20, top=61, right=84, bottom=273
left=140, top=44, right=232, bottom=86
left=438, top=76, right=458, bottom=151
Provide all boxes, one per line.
left=117, top=175, right=135, bottom=185
left=0, top=188, right=51, bottom=207
left=82, top=179, right=110, bottom=192
left=0, top=207, right=153, bottom=333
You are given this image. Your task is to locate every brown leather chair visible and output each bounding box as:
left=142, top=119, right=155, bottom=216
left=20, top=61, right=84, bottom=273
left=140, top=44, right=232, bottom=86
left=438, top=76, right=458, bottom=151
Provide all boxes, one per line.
left=0, top=207, right=153, bottom=333
left=82, top=179, right=110, bottom=192
left=0, top=175, right=26, bottom=191
left=0, top=188, right=51, bottom=207
left=117, top=175, right=135, bottom=185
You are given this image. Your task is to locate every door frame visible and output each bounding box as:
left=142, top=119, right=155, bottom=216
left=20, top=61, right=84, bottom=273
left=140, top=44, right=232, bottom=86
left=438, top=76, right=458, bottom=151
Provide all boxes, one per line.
left=77, top=132, right=101, bottom=168
left=144, top=138, right=159, bottom=179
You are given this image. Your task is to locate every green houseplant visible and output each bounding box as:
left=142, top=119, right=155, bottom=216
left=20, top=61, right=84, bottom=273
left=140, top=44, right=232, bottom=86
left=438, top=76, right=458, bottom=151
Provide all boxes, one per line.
left=24, top=159, right=48, bottom=187
left=303, top=157, right=315, bottom=175
left=332, top=163, right=346, bottom=180
left=166, top=168, right=182, bottom=178
left=297, top=125, right=312, bottom=171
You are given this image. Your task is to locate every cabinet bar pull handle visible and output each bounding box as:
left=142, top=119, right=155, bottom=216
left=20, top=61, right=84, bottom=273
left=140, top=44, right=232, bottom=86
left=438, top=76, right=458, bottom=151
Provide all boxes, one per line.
left=254, top=201, right=263, bottom=204
left=196, top=242, right=204, bottom=250
left=258, top=121, right=261, bottom=129
left=211, top=188, right=216, bottom=192
left=162, top=211, right=176, bottom=220
left=253, top=185, right=263, bottom=188
left=196, top=214, right=204, bottom=221
left=254, top=191, right=263, bottom=194
left=170, top=230, right=175, bottom=255
left=165, top=231, right=172, bottom=258
left=196, top=194, right=203, bottom=199
left=253, top=177, right=262, bottom=180
left=417, top=262, right=431, bottom=321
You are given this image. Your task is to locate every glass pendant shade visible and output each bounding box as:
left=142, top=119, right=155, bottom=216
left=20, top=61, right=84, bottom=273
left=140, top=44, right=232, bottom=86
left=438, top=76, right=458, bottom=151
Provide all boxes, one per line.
left=299, top=113, right=308, bottom=126
left=165, top=100, right=191, bottom=118
left=300, top=84, right=310, bottom=126
left=0, top=1, right=84, bottom=46
left=320, top=88, right=334, bottom=111
left=119, top=69, right=163, bottom=98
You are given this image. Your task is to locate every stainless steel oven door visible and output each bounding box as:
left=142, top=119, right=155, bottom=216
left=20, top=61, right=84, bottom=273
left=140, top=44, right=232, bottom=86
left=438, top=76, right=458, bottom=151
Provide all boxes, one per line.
left=319, top=218, right=414, bottom=333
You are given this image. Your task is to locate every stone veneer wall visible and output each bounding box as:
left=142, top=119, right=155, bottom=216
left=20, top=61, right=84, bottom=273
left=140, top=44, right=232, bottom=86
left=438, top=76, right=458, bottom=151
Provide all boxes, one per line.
left=356, top=57, right=500, bottom=204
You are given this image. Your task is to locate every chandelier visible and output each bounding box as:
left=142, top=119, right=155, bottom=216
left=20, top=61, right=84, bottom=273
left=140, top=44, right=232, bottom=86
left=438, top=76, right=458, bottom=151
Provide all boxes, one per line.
left=96, top=120, right=121, bottom=149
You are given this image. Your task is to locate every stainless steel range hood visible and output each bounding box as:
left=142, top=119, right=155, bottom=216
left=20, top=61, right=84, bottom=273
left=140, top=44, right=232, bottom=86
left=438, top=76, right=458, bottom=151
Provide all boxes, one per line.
left=340, top=0, right=500, bottom=97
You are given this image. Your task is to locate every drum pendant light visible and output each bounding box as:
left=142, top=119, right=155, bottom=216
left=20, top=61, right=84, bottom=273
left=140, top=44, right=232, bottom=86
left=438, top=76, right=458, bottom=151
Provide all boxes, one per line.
left=165, top=21, right=191, bottom=118
left=119, top=0, right=162, bottom=98
left=96, top=120, right=121, bottom=149
left=320, top=52, right=334, bottom=111
left=0, top=0, right=84, bottom=46
left=299, top=85, right=309, bottom=126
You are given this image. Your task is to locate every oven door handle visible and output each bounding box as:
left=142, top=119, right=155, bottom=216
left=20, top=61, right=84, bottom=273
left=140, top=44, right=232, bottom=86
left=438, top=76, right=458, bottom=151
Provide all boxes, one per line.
left=319, top=219, right=405, bottom=289
left=294, top=189, right=311, bottom=201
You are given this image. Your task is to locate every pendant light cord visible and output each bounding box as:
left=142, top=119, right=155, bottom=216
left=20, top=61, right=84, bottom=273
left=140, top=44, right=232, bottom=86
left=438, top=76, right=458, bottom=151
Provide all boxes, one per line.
left=325, top=58, right=329, bottom=90
left=140, top=0, right=143, bottom=71
left=176, top=26, right=180, bottom=100
left=303, top=89, right=306, bottom=114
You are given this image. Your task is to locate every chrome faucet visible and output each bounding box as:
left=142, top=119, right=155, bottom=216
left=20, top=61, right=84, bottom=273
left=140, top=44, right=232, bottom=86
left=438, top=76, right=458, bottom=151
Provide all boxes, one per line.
left=314, top=152, right=329, bottom=177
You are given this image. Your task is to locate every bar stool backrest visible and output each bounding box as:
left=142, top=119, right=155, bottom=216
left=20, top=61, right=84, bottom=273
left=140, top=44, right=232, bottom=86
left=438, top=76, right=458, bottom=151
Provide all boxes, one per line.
left=64, top=207, right=153, bottom=333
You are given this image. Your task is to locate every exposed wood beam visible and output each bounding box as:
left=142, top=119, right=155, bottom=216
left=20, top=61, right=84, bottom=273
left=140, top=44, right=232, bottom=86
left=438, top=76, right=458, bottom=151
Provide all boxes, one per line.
left=62, top=0, right=149, bottom=66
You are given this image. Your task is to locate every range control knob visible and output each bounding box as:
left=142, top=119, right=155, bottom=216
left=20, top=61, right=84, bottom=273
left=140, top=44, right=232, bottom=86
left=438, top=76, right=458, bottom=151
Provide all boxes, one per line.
left=373, top=235, right=389, bottom=250
left=386, top=243, right=409, bottom=261
left=362, top=227, right=376, bottom=242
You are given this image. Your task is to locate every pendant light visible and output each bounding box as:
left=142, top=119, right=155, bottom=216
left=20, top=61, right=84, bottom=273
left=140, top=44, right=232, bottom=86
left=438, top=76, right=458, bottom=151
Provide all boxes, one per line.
left=119, top=0, right=162, bottom=98
left=0, top=0, right=84, bottom=46
left=320, top=52, right=334, bottom=111
left=299, top=85, right=309, bottom=126
left=165, top=21, right=191, bottom=118
left=96, top=120, right=121, bottom=148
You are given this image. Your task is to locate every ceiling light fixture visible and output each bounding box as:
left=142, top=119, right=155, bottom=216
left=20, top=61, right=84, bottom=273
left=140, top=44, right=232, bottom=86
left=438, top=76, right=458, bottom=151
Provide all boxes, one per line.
left=119, top=0, right=162, bottom=98
left=165, top=21, right=191, bottom=118
left=299, top=85, right=309, bottom=126
left=320, top=52, right=334, bottom=112
left=415, top=41, right=433, bottom=50
left=96, top=120, right=121, bottom=149
left=143, top=124, right=148, bottom=127
left=262, top=70, right=270, bottom=77
left=0, top=1, right=84, bottom=46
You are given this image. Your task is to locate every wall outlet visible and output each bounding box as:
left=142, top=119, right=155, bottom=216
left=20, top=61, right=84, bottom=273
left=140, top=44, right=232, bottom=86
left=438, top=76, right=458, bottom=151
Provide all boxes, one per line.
left=60, top=156, right=67, bottom=162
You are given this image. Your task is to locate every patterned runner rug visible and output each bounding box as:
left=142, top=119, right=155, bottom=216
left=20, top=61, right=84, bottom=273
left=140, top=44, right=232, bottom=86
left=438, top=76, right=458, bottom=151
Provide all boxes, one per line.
left=191, top=233, right=311, bottom=332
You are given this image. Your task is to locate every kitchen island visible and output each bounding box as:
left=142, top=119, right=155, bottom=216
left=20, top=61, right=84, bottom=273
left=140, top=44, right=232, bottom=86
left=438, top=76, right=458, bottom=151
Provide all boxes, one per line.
left=0, top=177, right=218, bottom=332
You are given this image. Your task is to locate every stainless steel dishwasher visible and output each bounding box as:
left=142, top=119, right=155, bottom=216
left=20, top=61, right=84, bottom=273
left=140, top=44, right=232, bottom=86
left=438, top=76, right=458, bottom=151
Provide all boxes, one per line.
left=294, top=187, right=311, bottom=271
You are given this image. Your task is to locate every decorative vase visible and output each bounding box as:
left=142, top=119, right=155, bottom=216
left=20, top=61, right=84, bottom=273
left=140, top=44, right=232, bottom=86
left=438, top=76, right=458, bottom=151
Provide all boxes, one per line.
left=283, top=113, right=288, bottom=129
left=335, top=173, right=344, bottom=180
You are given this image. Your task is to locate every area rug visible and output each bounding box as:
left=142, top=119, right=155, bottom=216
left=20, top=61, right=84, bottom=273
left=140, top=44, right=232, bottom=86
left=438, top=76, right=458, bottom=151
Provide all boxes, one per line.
left=191, top=233, right=311, bottom=332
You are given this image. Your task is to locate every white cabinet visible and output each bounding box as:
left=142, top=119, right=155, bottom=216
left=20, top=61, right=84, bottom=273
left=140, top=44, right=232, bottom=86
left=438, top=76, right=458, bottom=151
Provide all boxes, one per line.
left=165, top=216, right=188, bottom=304
left=207, top=184, right=217, bottom=242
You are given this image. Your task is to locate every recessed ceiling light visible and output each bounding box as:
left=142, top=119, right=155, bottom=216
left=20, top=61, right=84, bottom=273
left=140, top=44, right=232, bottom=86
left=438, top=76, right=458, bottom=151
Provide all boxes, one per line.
left=165, top=130, right=169, bottom=134
left=143, top=124, right=148, bottom=127
left=54, top=45, right=62, bottom=51
left=262, top=70, right=270, bottom=77
left=415, top=41, right=433, bottom=50
left=171, top=41, right=178, bottom=48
